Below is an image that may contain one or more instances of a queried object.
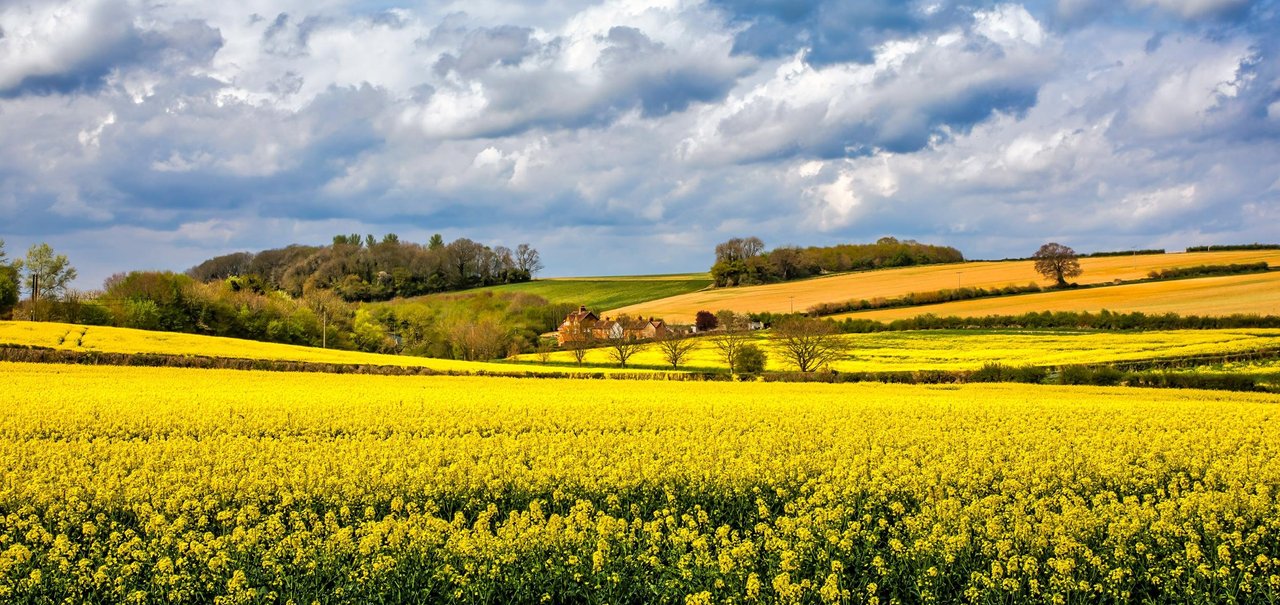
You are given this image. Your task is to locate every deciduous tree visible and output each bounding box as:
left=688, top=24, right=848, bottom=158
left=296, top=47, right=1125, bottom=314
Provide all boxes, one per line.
left=712, top=310, right=752, bottom=372
left=654, top=331, right=698, bottom=369
left=773, top=317, right=847, bottom=372
left=0, top=240, right=17, bottom=318
left=561, top=320, right=595, bottom=365
left=515, top=244, right=544, bottom=278
left=734, top=344, right=767, bottom=375
left=18, top=243, right=77, bottom=310
left=695, top=310, right=718, bottom=332
left=604, top=317, right=646, bottom=368
left=1032, top=242, right=1082, bottom=287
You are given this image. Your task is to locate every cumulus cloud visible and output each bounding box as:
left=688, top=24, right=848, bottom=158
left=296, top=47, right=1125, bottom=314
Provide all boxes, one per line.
left=0, top=0, right=1277, bottom=286
left=679, top=4, right=1056, bottom=163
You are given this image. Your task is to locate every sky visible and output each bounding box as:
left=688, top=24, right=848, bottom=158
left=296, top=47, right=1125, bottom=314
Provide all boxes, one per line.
left=1, top=0, right=1278, bottom=287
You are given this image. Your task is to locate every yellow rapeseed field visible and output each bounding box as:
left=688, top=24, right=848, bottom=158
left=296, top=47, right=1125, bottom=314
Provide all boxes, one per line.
left=835, top=271, right=1280, bottom=322
left=2, top=363, right=1279, bottom=603
left=0, top=321, right=647, bottom=375
left=609, top=250, right=1280, bottom=323
left=517, top=328, right=1280, bottom=372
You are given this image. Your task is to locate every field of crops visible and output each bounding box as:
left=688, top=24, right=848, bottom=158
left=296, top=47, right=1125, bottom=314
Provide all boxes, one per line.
left=517, top=328, right=1280, bottom=372
left=413, top=274, right=711, bottom=312
left=608, top=250, right=1280, bottom=323
left=830, top=271, right=1280, bottom=322
left=0, top=321, right=646, bottom=375
left=3, top=363, right=1279, bottom=603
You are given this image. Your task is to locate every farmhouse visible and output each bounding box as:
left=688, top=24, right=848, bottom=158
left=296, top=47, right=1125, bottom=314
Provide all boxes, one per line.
left=557, top=306, right=668, bottom=344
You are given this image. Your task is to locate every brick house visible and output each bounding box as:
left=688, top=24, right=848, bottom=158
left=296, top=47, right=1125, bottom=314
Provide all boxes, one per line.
left=558, top=306, right=668, bottom=344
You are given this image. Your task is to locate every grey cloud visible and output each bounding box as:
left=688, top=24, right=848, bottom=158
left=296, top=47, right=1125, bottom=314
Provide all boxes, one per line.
left=2, top=0, right=1279, bottom=287
left=1055, top=0, right=1263, bottom=26
left=433, top=25, right=536, bottom=76
left=0, top=1, right=222, bottom=97
left=262, top=12, right=325, bottom=57
left=682, top=10, right=1057, bottom=165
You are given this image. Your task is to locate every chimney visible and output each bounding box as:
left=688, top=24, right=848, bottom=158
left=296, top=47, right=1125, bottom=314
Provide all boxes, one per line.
left=579, top=305, right=587, bottom=313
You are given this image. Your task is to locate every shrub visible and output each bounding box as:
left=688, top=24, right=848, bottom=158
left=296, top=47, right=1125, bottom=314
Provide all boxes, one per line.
left=733, top=344, right=767, bottom=375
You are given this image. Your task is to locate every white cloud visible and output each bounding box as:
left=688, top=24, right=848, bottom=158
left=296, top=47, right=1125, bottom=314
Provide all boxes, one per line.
left=0, top=0, right=136, bottom=92
left=1, top=0, right=1278, bottom=287
left=679, top=7, right=1057, bottom=165
left=1132, top=45, right=1254, bottom=136
left=974, top=4, right=1045, bottom=47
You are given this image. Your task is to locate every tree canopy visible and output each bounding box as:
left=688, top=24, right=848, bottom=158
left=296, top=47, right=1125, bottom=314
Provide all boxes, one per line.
left=772, top=317, right=848, bottom=372
left=19, top=243, right=77, bottom=303
left=710, top=236, right=964, bottom=287
left=1032, top=242, right=1082, bottom=287
left=0, top=240, right=17, bottom=318
left=187, top=234, right=542, bottom=302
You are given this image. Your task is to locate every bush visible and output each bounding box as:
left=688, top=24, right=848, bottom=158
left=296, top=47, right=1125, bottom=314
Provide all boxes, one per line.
left=1147, top=263, right=1268, bottom=280
left=969, top=363, right=1046, bottom=383
left=733, top=344, right=767, bottom=375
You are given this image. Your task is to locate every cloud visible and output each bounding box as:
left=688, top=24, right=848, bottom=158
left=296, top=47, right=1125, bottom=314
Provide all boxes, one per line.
left=1129, top=0, right=1253, bottom=20
left=0, top=0, right=1277, bottom=288
left=0, top=0, right=222, bottom=96
left=679, top=5, right=1056, bottom=163
left=1055, top=0, right=1261, bottom=25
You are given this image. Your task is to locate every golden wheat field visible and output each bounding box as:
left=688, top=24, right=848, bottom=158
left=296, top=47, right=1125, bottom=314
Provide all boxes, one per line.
left=835, top=271, right=1280, bottom=323
left=608, top=250, right=1280, bottom=323
left=517, top=328, right=1280, bottom=372
left=2, top=362, right=1279, bottom=604
left=0, top=321, right=647, bottom=375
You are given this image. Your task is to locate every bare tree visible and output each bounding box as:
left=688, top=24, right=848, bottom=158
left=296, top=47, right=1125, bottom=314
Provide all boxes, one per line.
left=1032, top=242, right=1082, bottom=288
left=561, top=320, right=595, bottom=365
left=712, top=310, right=752, bottom=373
left=446, top=316, right=508, bottom=360
left=535, top=339, right=555, bottom=364
left=515, top=243, right=544, bottom=277
left=714, top=237, right=765, bottom=263
left=772, top=317, right=848, bottom=372
left=654, top=331, right=699, bottom=369
left=604, top=317, right=647, bottom=368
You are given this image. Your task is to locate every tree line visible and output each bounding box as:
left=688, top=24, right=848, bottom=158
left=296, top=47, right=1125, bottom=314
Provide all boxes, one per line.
left=187, top=233, right=543, bottom=302
left=710, top=236, right=964, bottom=287
left=0, top=238, right=573, bottom=362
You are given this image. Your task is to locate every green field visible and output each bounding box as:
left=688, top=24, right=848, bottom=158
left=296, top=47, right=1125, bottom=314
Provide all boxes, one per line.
left=418, top=275, right=712, bottom=313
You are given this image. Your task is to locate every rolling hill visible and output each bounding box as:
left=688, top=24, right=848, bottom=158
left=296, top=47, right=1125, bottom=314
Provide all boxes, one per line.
left=606, top=250, right=1280, bottom=323
left=834, top=270, right=1280, bottom=322
left=0, top=321, right=649, bottom=375
left=411, top=274, right=711, bottom=311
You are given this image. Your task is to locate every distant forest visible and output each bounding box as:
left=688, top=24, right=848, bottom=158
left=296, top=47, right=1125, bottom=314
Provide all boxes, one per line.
left=711, top=236, right=965, bottom=287
left=187, top=233, right=542, bottom=302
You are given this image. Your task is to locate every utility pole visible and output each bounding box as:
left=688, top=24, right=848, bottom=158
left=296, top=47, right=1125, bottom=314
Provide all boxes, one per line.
left=322, top=307, right=328, bottom=349
left=789, top=296, right=794, bottom=313
left=30, top=273, right=38, bottom=321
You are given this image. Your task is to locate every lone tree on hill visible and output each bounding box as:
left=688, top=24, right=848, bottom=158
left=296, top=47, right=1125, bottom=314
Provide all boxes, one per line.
left=1032, top=242, right=1081, bottom=288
